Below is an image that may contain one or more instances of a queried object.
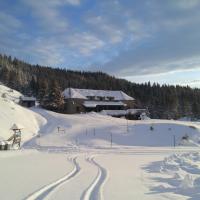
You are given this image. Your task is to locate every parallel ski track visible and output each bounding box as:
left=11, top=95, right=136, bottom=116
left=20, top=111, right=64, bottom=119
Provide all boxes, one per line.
left=25, top=156, right=80, bottom=200
left=81, top=156, right=108, bottom=200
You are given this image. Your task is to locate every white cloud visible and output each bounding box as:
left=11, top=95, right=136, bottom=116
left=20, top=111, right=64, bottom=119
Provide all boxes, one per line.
left=0, top=12, right=22, bottom=34
left=86, top=16, right=124, bottom=44
left=172, top=0, right=200, bottom=9
left=20, top=0, right=80, bottom=33
left=24, top=37, right=66, bottom=66
left=67, top=32, right=105, bottom=56
left=64, top=0, right=80, bottom=6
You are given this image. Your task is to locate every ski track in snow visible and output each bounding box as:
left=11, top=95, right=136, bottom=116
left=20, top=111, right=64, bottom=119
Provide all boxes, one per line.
left=81, top=156, right=108, bottom=200
left=24, top=156, right=80, bottom=200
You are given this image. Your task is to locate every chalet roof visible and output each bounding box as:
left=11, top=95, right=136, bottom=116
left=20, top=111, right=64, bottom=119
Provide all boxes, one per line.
left=63, top=88, right=134, bottom=101
left=20, top=96, right=36, bottom=101
left=83, top=101, right=126, bottom=108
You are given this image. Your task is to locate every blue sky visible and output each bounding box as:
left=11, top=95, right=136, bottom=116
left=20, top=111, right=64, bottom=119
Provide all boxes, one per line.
left=1, top=0, right=200, bottom=87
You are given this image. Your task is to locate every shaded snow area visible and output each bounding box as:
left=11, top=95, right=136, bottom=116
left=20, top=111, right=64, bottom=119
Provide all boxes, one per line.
left=144, top=152, right=200, bottom=200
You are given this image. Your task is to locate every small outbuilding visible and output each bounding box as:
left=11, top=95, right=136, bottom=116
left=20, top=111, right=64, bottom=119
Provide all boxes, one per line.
left=19, top=96, right=36, bottom=107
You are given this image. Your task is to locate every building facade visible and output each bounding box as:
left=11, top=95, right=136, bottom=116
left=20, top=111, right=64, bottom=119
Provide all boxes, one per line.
left=19, top=96, right=36, bottom=107
left=63, top=88, right=135, bottom=114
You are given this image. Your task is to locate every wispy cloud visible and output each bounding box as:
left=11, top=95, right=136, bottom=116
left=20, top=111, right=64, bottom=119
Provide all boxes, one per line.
left=20, top=0, right=80, bottom=33
left=67, top=32, right=105, bottom=56
left=0, top=12, right=21, bottom=34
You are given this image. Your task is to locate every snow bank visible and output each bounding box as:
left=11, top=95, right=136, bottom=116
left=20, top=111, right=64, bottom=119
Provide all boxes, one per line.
left=0, top=84, right=46, bottom=143
left=146, top=152, right=200, bottom=199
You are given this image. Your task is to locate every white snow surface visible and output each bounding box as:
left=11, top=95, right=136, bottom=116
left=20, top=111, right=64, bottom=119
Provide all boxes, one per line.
left=144, top=152, right=200, bottom=200
left=21, top=107, right=200, bottom=149
left=0, top=84, right=45, bottom=141
left=1, top=84, right=200, bottom=200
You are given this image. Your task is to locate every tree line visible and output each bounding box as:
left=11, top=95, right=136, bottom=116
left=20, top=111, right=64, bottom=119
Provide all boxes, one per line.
left=0, top=54, right=200, bottom=119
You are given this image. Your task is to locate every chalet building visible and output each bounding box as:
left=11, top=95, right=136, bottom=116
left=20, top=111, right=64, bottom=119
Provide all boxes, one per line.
left=19, top=96, right=36, bottom=107
left=63, top=88, right=135, bottom=114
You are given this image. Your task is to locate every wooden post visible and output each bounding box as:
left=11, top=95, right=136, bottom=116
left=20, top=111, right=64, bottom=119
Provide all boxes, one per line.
left=110, top=133, right=113, bottom=147
left=173, top=135, right=176, bottom=147
left=93, top=128, right=95, bottom=136
left=126, top=118, right=129, bottom=133
left=57, top=126, right=60, bottom=133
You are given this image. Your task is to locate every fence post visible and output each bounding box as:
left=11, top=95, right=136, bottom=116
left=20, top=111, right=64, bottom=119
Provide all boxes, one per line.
left=57, top=126, right=60, bottom=133
left=173, top=135, right=176, bottom=147
left=110, top=133, right=113, bottom=147
left=127, top=118, right=129, bottom=133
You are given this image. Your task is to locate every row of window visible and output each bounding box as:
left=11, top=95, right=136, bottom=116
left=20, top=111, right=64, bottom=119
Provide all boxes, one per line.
left=86, top=96, right=115, bottom=101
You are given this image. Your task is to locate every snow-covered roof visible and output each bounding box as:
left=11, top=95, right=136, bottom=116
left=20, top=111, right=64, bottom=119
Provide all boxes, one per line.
left=83, top=101, right=126, bottom=108
left=63, top=88, right=134, bottom=101
left=10, top=123, right=24, bottom=130
left=101, top=109, right=147, bottom=116
left=20, top=96, right=36, bottom=101
left=63, top=88, right=87, bottom=99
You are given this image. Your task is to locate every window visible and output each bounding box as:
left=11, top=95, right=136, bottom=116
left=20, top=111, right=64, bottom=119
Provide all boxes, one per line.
left=98, top=96, right=105, bottom=101
left=107, top=96, right=114, bottom=101
left=86, top=96, right=95, bottom=100
left=76, top=106, right=80, bottom=112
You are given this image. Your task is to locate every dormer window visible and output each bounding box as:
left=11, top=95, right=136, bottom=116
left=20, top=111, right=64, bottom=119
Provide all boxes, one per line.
left=107, top=96, right=114, bottom=101
left=86, top=96, right=95, bottom=100
left=98, top=96, right=105, bottom=101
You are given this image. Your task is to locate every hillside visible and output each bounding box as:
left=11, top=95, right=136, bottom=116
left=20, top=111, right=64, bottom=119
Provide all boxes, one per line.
left=0, top=83, right=45, bottom=141
left=1, top=54, right=200, bottom=119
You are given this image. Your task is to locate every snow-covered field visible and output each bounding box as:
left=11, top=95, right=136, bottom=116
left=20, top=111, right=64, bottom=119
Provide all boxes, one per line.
left=1, top=84, right=200, bottom=200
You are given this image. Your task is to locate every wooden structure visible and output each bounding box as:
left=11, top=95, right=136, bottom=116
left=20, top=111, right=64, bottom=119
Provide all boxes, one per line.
left=8, top=123, right=24, bottom=147
left=19, top=96, right=36, bottom=107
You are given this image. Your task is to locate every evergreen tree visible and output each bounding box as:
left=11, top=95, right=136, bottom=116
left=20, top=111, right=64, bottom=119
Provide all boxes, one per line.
left=38, top=79, right=48, bottom=106
left=46, top=80, right=64, bottom=111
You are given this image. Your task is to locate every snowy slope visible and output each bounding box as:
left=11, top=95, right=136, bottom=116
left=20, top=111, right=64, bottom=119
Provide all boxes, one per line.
left=0, top=84, right=45, bottom=142
left=23, top=108, right=200, bottom=150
